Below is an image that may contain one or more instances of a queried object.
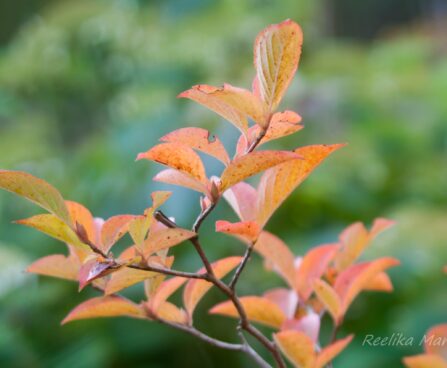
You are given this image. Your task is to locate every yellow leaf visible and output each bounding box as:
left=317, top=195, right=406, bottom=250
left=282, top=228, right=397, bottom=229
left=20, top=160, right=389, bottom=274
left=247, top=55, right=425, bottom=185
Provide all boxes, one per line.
left=403, top=354, right=447, bottom=368
left=155, top=301, right=188, bottom=324
left=273, top=330, right=316, bottom=368
left=142, top=227, right=196, bottom=256
left=313, top=279, right=342, bottom=325
left=105, top=267, right=157, bottom=295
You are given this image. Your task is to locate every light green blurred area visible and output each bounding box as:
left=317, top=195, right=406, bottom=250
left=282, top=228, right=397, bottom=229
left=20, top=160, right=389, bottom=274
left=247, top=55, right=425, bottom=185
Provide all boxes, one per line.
left=0, top=0, right=446, bottom=367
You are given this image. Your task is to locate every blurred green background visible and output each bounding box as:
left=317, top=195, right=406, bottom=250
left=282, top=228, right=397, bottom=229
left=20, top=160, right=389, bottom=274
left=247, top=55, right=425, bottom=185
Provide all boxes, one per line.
left=0, top=0, right=446, bottom=367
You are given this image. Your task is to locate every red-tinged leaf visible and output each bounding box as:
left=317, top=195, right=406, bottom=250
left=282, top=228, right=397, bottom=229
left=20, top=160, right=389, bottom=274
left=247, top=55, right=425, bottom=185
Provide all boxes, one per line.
left=425, top=324, right=447, bottom=357
left=220, top=150, right=302, bottom=192
left=151, top=191, right=172, bottom=208
left=403, top=354, right=447, bottom=368
left=210, top=296, right=286, bottom=328
left=264, top=288, right=298, bottom=319
left=215, top=220, right=260, bottom=242
left=137, top=143, right=207, bottom=183
left=78, top=258, right=119, bottom=290
left=142, top=227, right=196, bottom=256
left=253, top=20, right=303, bottom=111
left=364, top=272, right=394, bottom=292
left=334, top=257, right=400, bottom=315
left=295, top=244, right=339, bottom=301
left=100, top=215, right=136, bottom=253
left=66, top=201, right=96, bottom=244
left=61, top=296, right=144, bottom=324
left=178, top=84, right=249, bottom=134
left=257, top=144, right=345, bottom=226
left=273, top=330, right=316, bottom=368
left=223, top=182, right=258, bottom=221
left=160, top=127, right=230, bottom=166
left=183, top=256, right=241, bottom=317
left=104, top=267, right=157, bottom=295
left=281, top=313, right=321, bottom=343
left=15, top=214, right=89, bottom=251
left=0, top=170, right=71, bottom=224
left=315, top=335, right=354, bottom=368
left=255, top=231, right=296, bottom=288
left=149, top=277, right=187, bottom=311
left=155, top=301, right=188, bottom=324
left=27, top=254, right=79, bottom=281
left=313, top=279, right=342, bottom=325
left=154, top=169, right=208, bottom=195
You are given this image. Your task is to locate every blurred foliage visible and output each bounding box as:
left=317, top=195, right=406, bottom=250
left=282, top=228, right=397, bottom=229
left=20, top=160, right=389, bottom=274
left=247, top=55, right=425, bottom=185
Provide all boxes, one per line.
left=0, top=0, right=446, bottom=367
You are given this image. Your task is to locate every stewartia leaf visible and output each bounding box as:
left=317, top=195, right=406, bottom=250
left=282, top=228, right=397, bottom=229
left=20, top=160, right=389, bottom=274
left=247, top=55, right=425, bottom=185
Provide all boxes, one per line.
left=142, top=227, right=196, bottom=256
left=220, top=150, right=302, bottom=192
left=313, top=279, right=342, bottom=325
left=0, top=170, right=71, bottom=224
left=254, top=231, right=296, bottom=288
left=61, top=296, right=144, bottom=324
left=210, top=296, right=286, bottom=328
left=334, top=257, right=400, bottom=316
left=155, top=301, right=188, bottom=324
left=151, top=190, right=172, bottom=208
left=215, top=220, right=260, bottom=242
left=27, top=254, right=79, bottom=281
left=100, top=215, right=136, bottom=253
left=273, top=330, right=316, bottom=368
left=264, top=288, right=298, bottom=320
left=223, top=182, right=258, bottom=221
left=253, top=19, right=303, bottom=111
left=105, top=267, right=157, bottom=295
left=257, top=144, right=345, bottom=227
left=178, top=84, right=249, bottom=134
left=295, top=243, right=339, bottom=301
left=364, top=272, right=394, bottom=292
left=78, top=257, right=119, bottom=290
left=403, top=355, right=447, bottom=368
left=183, top=256, right=241, bottom=318
left=160, top=127, right=230, bottom=166
left=15, top=214, right=89, bottom=251
left=129, top=214, right=151, bottom=248
left=66, top=201, right=96, bottom=244
left=314, top=334, right=354, bottom=368
left=280, top=312, right=321, bottom=344
left=137, top=143, right=207, bottom=183
left=425, top=324, right=447, bottom=357
left=154, top=169, right=208, bottom=195
left=148, top=277, right=186, bottom=311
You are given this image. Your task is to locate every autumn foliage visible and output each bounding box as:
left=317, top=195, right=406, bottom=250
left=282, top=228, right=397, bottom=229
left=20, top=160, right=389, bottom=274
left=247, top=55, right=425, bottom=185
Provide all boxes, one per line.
left=0, top=20, right=407, bottom=367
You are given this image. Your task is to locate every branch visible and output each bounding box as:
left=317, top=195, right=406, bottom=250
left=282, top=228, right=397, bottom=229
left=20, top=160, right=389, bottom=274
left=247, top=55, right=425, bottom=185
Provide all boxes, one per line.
left=229, top=242, right=255, bottom=290
left=126, top=264, right=209, bottom=280
left=246, top=128, right=267, bottom=153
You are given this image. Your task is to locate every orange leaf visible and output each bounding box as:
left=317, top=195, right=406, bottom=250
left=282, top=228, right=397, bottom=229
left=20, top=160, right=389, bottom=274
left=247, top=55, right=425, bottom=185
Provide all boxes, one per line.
left=155, top=301, right=188, bottom=324
left=425, top=324, right=447, bottom=357
left=66, top=201, right=96, bottom=245
left=154, top=169, right=208, bottom=194
left=220, top=150, right=301, bottom=192
left=210, top=296, right=286, bottom=328
left=255, top=231, right=296, bottom=288
left=257, top=144, right=344, bottom=227
left=280, top=313, right=321, bottom=343
left=215, top=220, right=260, bottom=242
left=403, top=354, right=447, bottom=368
left=178, top=84, right=249, bottom=134
left=27, top=254, right=79, bottom=281
left=295, top=243, right=339, bottom=300
left=313, top=279, right=342, bottom=325
left=253, top=20, right=303, bottom=111
left=137, top=143, right=207, bottom=183
left=273, top=330, right=316, bottom=368
left=160, top=127, right=230, bottom=166
left=150, top=277, right=187, bottom=311
left=334, top=257, right=400, bottom=315
left=61, top=296, right=144, bottom=324
left=104, top=267, right=157, bottom=295
left=223, top=182, right=258, bottom=221
left=363, top=272, right=394, bottom=292
left=183, top=256, right=241, bottom=317
left=0, top=170, right=71, bottom=224
left=142, top=227, right=196, bottom=256
left=264, top=288, right=298, bottom=319
left=315, top=334, right=354, bottom=368
left=151, top=191, right=172, bottom=208
left=100, top=215, right=136, bottom=253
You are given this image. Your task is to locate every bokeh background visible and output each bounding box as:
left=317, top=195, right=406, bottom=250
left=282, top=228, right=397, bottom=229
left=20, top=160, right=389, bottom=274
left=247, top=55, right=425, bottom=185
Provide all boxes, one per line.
left=0, top=0, right=446, bottom=367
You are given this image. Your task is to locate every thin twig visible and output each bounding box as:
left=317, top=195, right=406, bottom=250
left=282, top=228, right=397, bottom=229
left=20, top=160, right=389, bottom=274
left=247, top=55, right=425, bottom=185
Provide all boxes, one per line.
left=229, top=243, right=255, bottom=289
left=126, top=264, right=209, bottom=280
left=192, top=202, right=216, bottom=232
left=246, top=128, right=267, bottom=153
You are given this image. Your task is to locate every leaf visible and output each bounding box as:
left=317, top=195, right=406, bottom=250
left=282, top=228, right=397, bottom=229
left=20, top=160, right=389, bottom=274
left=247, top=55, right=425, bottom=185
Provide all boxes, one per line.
left=151, top=191, right=172, bottom=208
left=273, top=330, right=316, bottom=368
left=364, top=272, right=394, bottom=292
left=281, top=313, right=321, bottom=343
left=183, top=256, right=241, bottom=317
left=154, top=169, right=208, bottom=195
left=295, top=244, right=339, bottom=300
left=223, top=182, right=258, bottom=221
left=142, top=227, right=196, bottom=256
left=149, top=277, right=187, bottom=311
left=215, top=220, right=260, bottom=242
left=15, top=214, right=88, bottom=251
left=66, top=201, right=96, bottom=244
left=403, top=355, right=447, bottom=368
left=334, top=257, right=400, bottom=315
left=78, top=257, right=119, bottom=290
left=129, top=215, right=151, bottom=248
left=61, top=296, right=144, bottom=324
left=101, top=215, right=136, bottom=253
left=313, top=279, right=342, bottom=325
left=253, top=19, right=303, bottom=111
left=105, top=267, right=157, bottom=295
left=257, top=144, right=345, bottom=227
left=264, top=288, right=298, bottom=320
left=137, top=143, right=207, bottom=183
left=160, top=127, right=230, bottom=166
left=315, top=335, right=354, bottom=368
left=155, top=301, right=188, bottom=324
left=254, top=231, right=296, bottom=288
left=220, top=150, right=302, bottom=192
left=425, top=324, right=447, bottom=357
left=178, top=84, right=249, bottom=134
left=210, top=296, right=286, bottom=328
left=0, top=170, right=71, bottom=224
left=27, top=254, right=79, bottom=281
